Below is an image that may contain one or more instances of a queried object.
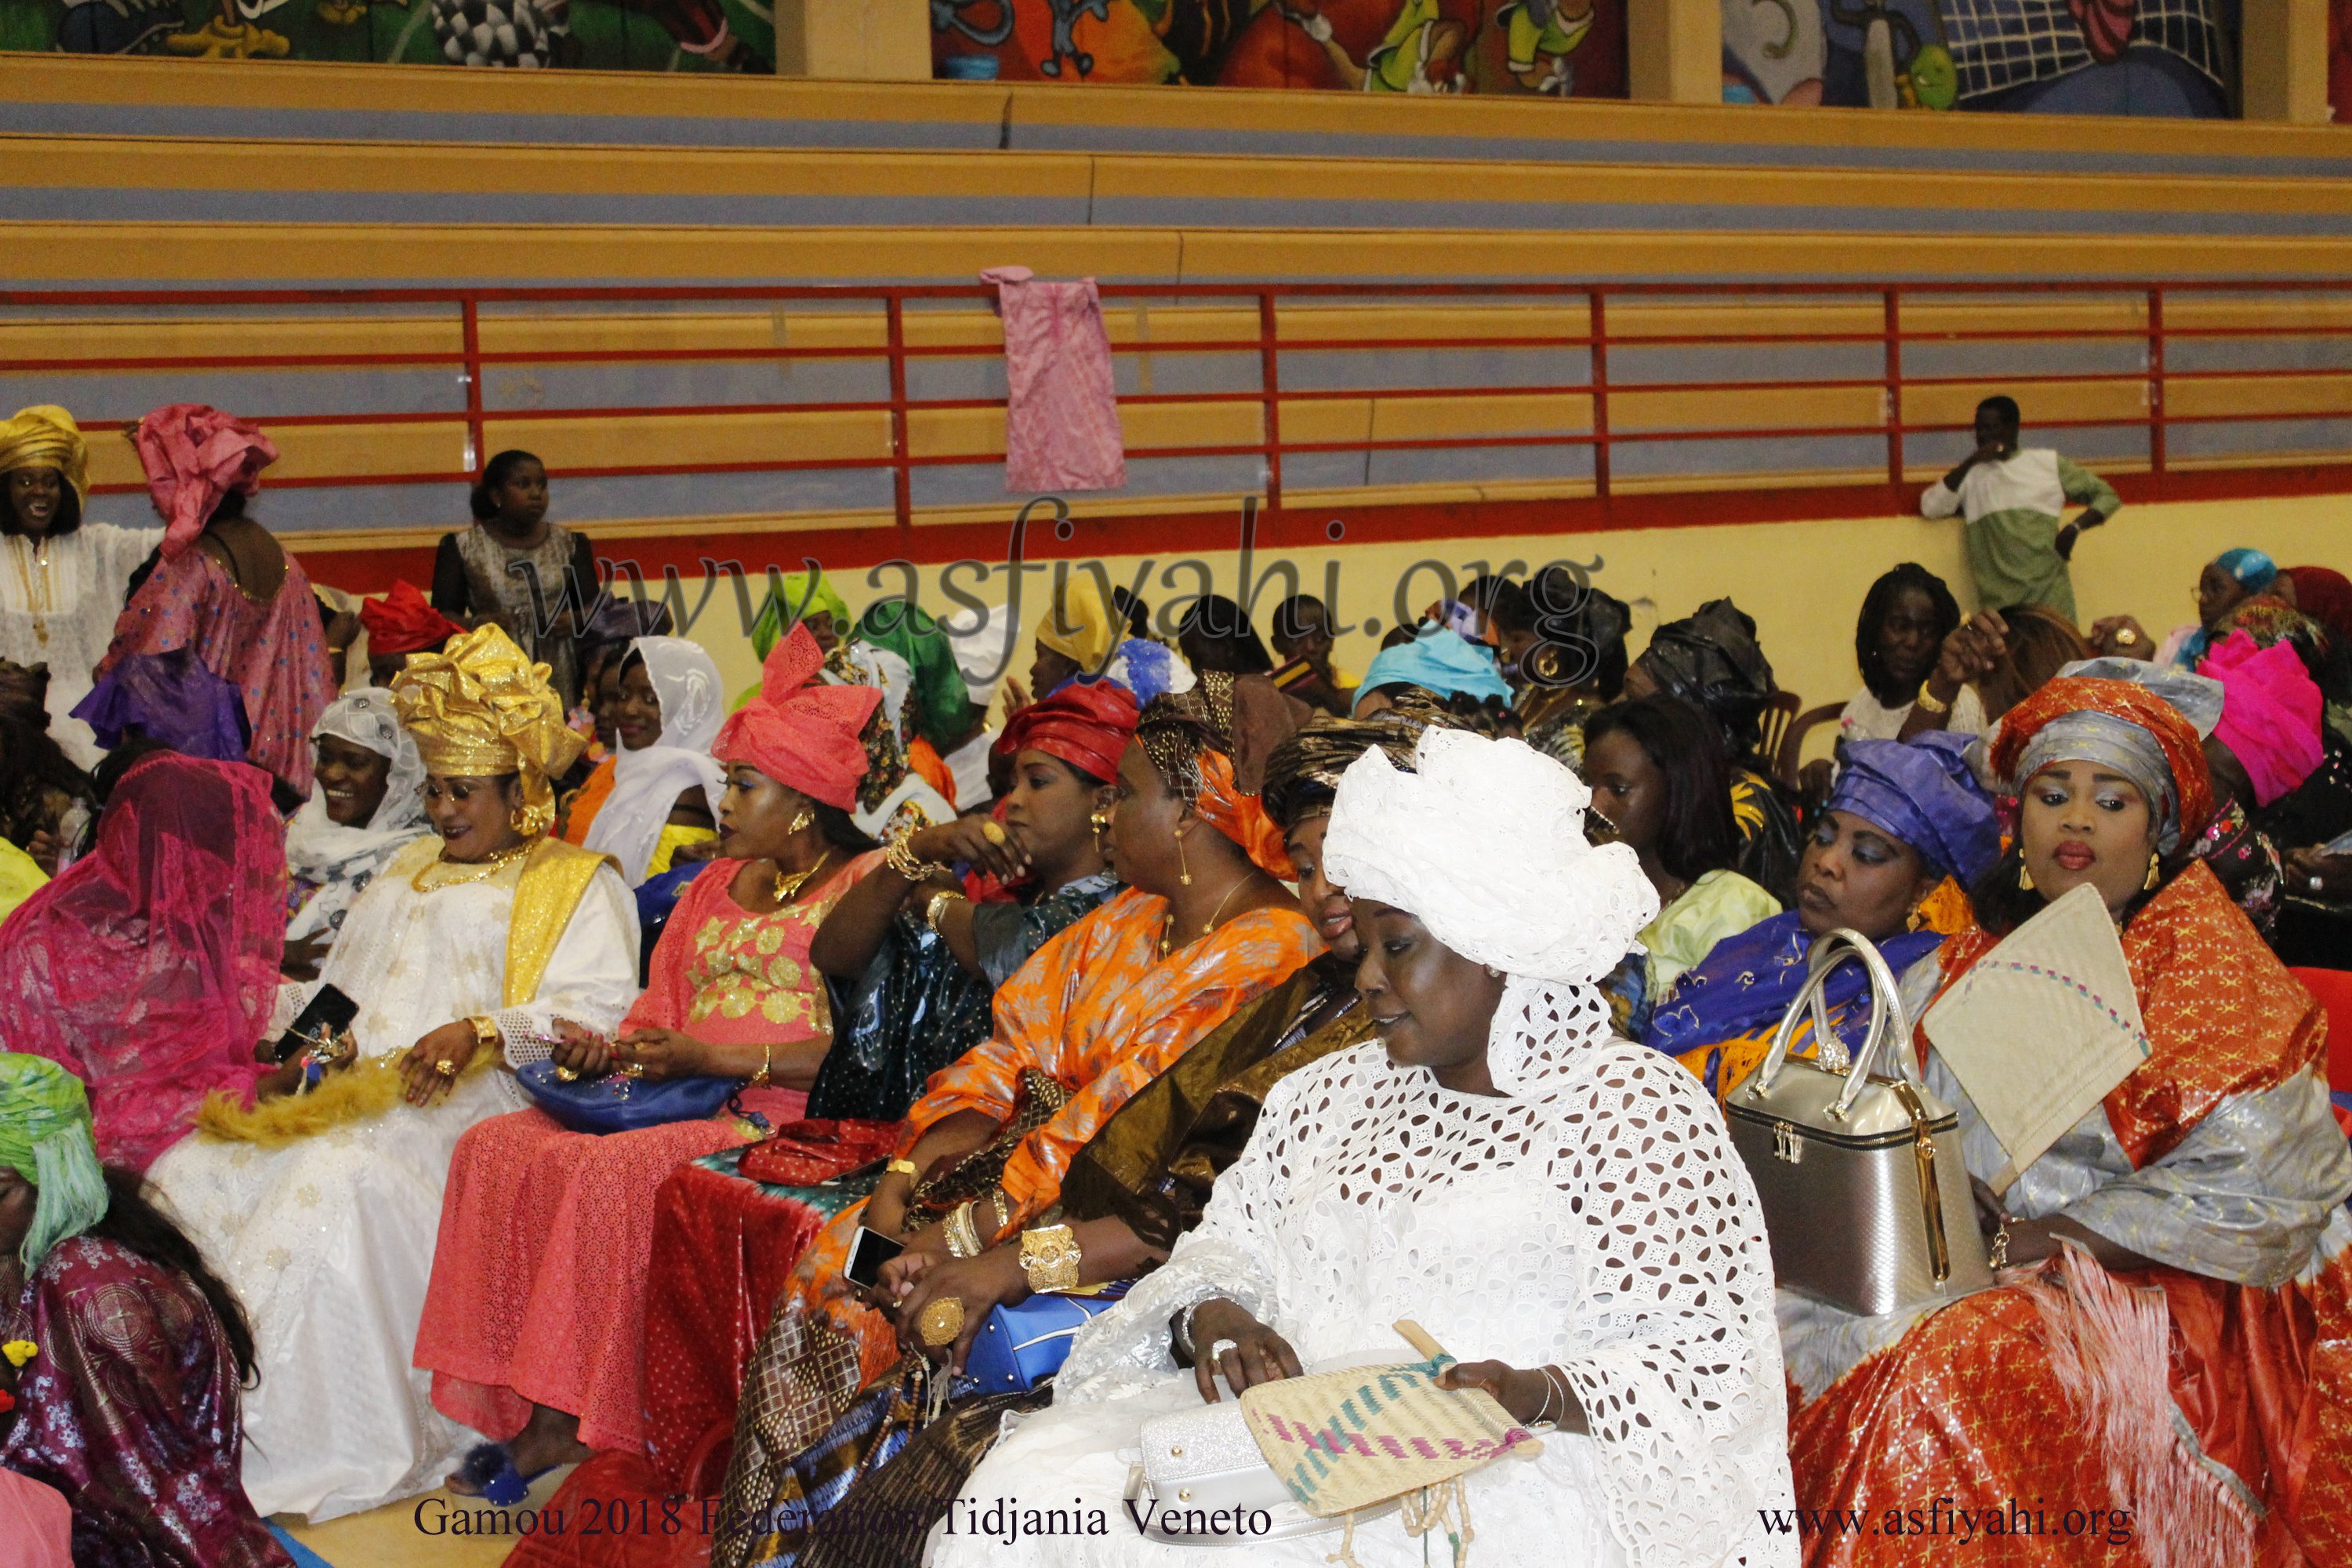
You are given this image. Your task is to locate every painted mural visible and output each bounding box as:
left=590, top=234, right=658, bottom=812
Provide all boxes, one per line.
left=1, top=0, right=1625, bottom=84
left=931, top=0, right=1628, bottom=92
left=0, top=0, right=774, bottom=67
left=1721, top=0, right=2240, bottom=113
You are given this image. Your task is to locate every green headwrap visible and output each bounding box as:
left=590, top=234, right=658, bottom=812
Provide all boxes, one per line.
left=851, top=601, right=979, bottom=752
left=750, top=571, right=851, bottom=662
left=0, top=1053, right=109, bottom=1275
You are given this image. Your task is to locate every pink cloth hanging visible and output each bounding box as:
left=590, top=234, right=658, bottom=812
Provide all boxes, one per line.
left=980, top=266, right=1126, bottom=494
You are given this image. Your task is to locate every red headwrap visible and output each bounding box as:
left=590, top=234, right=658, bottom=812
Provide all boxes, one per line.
left=994, top=681, right=1138, bottom=785
left=1193, top=749, right=1294, bottom=877
left=713, top=622, right=880, bottom=810
left=1989, top=676, right=2215, bottom=846
left=133, top=403, right=280, bottom=559
left=359, top=580, right=466, bottom=657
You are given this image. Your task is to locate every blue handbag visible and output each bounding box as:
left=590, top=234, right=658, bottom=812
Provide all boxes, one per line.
left=959, top=1282, right=1132, bottom=1396
left=517, top=1060, right=745, bottom=1135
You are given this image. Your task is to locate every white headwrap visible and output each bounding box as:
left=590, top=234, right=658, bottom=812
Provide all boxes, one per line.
left=284, top=689, right=431, bottom=942
left=584, top=635, right=726, bottom=886
left=1323, top=727, right=1658, bottom=1007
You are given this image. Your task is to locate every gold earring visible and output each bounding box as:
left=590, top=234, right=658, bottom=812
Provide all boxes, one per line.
left=1905, top=902, right=1927, bottom=932
left=787, top=807, right=814, bottom=836
left=1089, top=808, right=1111, bottom=843
left=1175, top=830, right=1192, bottom=887
left=2144, top=852, right=2161, bottom=891
left=2018, top=862, right=2034, bottom=892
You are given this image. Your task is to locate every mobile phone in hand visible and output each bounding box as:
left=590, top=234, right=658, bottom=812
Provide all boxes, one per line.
left=844, top=1225, right=906, bottom=1290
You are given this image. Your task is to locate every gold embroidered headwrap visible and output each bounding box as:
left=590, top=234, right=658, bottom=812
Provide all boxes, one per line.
left=0, top=406, right=89, bottom=505
left=392, top=623, right=583, bottom=837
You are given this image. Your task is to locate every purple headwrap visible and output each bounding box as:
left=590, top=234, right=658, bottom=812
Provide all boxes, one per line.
left=1826, top=731, right=2001, bottom=885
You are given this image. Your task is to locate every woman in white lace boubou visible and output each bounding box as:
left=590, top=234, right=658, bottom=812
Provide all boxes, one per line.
left=939, top=731, right=1796, bottom=1568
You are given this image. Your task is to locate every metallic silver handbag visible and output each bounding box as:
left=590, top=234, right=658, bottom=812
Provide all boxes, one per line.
left=1721, top=927, right=1994, bottom=1318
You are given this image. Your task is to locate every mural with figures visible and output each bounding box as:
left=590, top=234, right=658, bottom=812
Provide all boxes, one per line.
left=1722, top=0, right=2240, bottom=113
left=931, top=0, right=1627, bottom=91
left=0, top=0, right=1628, bottom=89
left=0, top=0, right=777, bottom=67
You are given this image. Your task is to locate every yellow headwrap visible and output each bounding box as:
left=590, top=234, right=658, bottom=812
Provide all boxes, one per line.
left=0, top=406, right=89, bottom=506
left=1033, top=573, right=1116, bottom=672
left=392, top=624, right=583, bottom=836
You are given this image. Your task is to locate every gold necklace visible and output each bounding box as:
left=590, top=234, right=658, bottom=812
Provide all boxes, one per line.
left=771, top=847, right=834, bottom=908
left=1158, top=873, right=1252, bottom=959
left=412, top=838, right=534, bottom=891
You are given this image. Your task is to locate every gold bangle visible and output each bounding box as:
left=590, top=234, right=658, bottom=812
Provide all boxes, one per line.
left=750, top=1040, right=772, bottom=1088
left=924, top=889, right=965, bottom=932
left=1019, top=1223, right=1083, bottom=1294
left=1913, top=682, right=1953, bottom=718
left=469, top=1014, right=500, bottom=1051
left=943, top=1201, right=983, bottom=1259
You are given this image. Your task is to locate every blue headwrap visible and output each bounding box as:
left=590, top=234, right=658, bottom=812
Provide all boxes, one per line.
left=1826, top=731, right=2001, bottom=886
left=1352, top=626, right=1512, bottom=715
left=2215, top=548, right=2279, bottom=593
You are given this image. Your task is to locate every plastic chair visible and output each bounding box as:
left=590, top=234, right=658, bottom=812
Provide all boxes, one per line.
left=1757, top=691, right=1802, bottom=777
left=1775, top=701, right=1846, bottom=789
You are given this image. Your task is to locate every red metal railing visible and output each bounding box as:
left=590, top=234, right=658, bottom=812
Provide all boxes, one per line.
left=5, top=278, right=2350, bottom=528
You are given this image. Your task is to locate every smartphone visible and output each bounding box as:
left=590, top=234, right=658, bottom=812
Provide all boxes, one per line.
left=844, top=1225, right=906, bottom=1290
left=270, top=983, right=359, bottom=1065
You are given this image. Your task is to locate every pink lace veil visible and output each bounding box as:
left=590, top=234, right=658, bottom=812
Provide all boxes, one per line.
left=0, top=752, right=288, bottom=1171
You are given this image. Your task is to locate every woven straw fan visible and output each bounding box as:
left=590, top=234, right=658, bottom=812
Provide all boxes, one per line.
left=1237, top=1320, right=1547, bottom=1519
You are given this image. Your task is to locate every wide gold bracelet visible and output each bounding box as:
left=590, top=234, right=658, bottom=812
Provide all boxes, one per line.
left=1019, top=1223, right=1082, bottom=1293
left=469, top=1014, right=501, bottom=1051
left=1913, top=682, right=1953, bottom=718
left=924, top=889, right=966, bottom=933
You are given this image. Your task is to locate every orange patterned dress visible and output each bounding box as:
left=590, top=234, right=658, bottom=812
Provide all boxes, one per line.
left=782, top=887, right=1323, bottom=1388
left=1784, top=862, right=2352, bottom=1567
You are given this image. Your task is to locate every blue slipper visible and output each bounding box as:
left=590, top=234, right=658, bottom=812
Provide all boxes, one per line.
left=452, top=1442, right=552, bottom=1508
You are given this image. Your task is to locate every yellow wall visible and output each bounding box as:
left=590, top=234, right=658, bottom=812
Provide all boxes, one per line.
left=618, top=489, right=2347, bottom=769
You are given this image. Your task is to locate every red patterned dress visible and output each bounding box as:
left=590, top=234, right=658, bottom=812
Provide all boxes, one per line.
left=1784, top=862, right=2352, bottom=1567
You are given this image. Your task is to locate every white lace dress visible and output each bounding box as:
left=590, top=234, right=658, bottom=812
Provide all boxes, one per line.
left=937, top=980, right=1795, bottom=1568
left=146, top=840, right=641, bottom=1522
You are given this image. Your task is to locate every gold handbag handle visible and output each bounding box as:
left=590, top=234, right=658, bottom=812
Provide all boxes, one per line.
left=1744, top=928, right=1912, bottom=1116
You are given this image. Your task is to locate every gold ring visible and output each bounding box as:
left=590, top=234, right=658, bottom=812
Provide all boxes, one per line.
left=917, top=1297, right=967, bottom=1347
left=982, top=820, right=1008, bottom=847
left=554, top=1065, right=579, bottom=1083
left=434, top=1059, right=458, bottom=1077
left=2116, top=628, right=2138, bottom=645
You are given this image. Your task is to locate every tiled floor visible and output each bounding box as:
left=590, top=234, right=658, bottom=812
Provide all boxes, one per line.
left=277, top=1468, right=576, bottom=1568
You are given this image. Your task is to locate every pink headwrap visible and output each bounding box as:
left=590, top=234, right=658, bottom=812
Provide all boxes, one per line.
left=133, top=403, right=280, bottom=557
left=2198, top=629, right=2325, bottom=807
left=713, top=622, right=880, bottom=809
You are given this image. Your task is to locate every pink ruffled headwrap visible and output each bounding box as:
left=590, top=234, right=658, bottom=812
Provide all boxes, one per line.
left=713, top=622, right=880, bottom=809
left=133, top=403, right=280, bottom=557
left=2198, top=629, right=2325, bottom=807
